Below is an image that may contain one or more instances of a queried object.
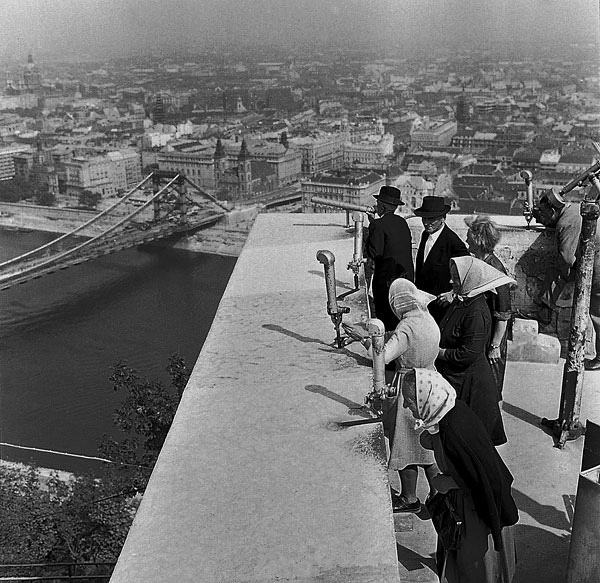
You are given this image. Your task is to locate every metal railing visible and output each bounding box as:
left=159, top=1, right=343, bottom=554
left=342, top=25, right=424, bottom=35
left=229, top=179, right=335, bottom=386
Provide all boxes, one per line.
left=0, top=562, right=115, bottom=582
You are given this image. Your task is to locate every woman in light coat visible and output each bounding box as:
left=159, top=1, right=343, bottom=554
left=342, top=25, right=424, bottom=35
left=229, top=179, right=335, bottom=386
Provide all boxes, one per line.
left=343, top=278, right=441, bottom=513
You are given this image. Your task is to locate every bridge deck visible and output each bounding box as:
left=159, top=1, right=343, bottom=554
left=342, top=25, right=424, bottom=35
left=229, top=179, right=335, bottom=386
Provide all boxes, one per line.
left=0, top=211, right=224, bottom=290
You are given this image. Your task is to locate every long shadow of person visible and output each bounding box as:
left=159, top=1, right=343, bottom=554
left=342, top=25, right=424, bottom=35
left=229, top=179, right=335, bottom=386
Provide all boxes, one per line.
left=511, top=487, right=571, bottom=532
left=395, top=544, right=437, bottom=575
left=263, top=323, right=372, bottom=367
left=305, top=384, right=372, bottom=418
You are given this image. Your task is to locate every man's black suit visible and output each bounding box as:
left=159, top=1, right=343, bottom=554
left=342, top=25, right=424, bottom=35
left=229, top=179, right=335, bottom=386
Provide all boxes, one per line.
left=415, top=224, right=469, bottom=322
left=365, top=212, right=414, bottom=330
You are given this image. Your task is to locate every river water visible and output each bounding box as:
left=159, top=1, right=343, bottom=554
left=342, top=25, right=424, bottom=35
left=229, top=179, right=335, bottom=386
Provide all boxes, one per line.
left=0, top=229, right=236, bottom=473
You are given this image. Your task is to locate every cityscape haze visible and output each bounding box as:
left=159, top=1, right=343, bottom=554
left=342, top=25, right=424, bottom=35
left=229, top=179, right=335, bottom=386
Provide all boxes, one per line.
left=1, top=0, right=598, bottom=61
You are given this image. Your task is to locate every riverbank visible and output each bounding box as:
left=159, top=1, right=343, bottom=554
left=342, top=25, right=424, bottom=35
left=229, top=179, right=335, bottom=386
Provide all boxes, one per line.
left=0, top=201, right=256, bottom=257
left=0, top=459, right=74, bottom=485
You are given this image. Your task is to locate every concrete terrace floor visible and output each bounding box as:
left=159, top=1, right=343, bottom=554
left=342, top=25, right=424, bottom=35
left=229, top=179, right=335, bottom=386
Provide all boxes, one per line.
left=388, top=358, right=600, bottom=583
left=109, top=212, right=600, bottom=583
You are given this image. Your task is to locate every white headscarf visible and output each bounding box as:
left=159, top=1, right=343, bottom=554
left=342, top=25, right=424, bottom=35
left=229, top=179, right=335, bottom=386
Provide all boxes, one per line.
left=402, top=369, right=456, bottom=434
left=451, top=256, right=515, bottom=300
left=388, top=278, right=435, bottom=319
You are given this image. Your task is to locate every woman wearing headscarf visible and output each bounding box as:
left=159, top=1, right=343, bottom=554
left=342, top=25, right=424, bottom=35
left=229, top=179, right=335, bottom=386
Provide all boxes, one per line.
left=465, top=216, right=513, bottom=401
left=436, top=256, right=515, bottom=446
left=401, top=368, right=518, bottom=582
left=343, top=278, right=441, bottom=513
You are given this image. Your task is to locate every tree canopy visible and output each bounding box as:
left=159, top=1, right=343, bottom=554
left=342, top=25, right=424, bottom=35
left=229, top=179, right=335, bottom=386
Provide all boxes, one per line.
left=0, top=354, right=190, bottom=576
left=78, top=190, right=102, bottom=209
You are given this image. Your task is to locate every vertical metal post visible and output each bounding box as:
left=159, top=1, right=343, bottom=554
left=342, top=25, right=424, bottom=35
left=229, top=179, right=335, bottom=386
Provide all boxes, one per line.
left=352, top=212, right=364, bottom=266
left=367, top=318, right=386, bottom=396
left=555, top=179, right=600, bottom=447
left=152, top=175, right=161, bottom=221
left=347, top=211, right=365, bottom=289
left=176, top=175, right=187, bottom=225
left=363, top=318, right=388, bottom=415
left=520, top=170, right=534, bottom=227
left=316, top=250, right=350, bottom=348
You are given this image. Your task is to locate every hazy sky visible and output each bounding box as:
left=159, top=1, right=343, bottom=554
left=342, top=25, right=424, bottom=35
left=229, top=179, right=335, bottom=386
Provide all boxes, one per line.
left=1, top=0, right=599, bottom=61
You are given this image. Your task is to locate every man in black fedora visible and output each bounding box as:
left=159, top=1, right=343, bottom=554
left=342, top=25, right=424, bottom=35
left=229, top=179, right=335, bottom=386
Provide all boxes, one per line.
left=365, top=185, right=414, bottom=331
left=414, top=196, right=469, bottom=323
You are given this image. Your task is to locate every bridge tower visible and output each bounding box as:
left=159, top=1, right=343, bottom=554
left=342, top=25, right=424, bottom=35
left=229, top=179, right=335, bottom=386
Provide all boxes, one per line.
left=175, top=174, right=188, bottom=225
left=152, top=173, right=163, bottom=220
left=151, top=170, right=188, bottom=223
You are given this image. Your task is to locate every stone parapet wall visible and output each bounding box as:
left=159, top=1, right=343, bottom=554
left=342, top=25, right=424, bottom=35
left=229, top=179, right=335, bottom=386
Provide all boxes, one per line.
left=407, top=214, right=577, bottom=352
left=110, top=213, right=401, bottom=583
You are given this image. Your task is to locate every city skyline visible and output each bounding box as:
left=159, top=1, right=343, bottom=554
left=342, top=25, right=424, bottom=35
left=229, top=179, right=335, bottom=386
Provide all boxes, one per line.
left=1, top=0, right=599, bottom=62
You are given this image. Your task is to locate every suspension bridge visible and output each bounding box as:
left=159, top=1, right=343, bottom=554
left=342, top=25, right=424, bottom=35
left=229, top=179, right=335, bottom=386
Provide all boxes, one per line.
left=0, top=170, right=231, bottom=290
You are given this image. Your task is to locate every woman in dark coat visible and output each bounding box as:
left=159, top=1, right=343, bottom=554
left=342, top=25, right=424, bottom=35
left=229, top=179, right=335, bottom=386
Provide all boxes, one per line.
left=435, top=256, right=515, bottom=446
left=401, top=368, right=519, bottom=582
left=465, top=216, right=513, bottom=401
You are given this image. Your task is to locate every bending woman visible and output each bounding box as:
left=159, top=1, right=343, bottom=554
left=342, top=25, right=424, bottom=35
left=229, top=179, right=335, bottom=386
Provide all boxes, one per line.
left=401, top=368, right=519, bottom=582
left=436, top=256, right=515, bottom=446
left=343, top=278, right=440, bottom=513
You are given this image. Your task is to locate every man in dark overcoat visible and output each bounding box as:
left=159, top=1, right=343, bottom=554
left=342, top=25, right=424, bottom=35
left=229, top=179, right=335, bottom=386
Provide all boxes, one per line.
left=414, top=196, right=469, bottom=323
left=365, top=185, right=413, bottom=331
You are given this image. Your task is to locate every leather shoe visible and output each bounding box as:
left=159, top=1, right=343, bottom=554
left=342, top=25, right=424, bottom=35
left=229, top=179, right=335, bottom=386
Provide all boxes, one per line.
left=584, top=358, right=600, bottom=371
left=392, top=494, right=421, bottom=513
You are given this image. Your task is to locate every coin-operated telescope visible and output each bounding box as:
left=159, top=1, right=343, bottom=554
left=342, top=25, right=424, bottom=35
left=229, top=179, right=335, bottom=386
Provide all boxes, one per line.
left=309, top=195, right=374, bottom=215
left=316, top=250, right=350, bottom=348
left=309, top=196, right=374, bottom=228
left=559, top=159, right=600, bottom=199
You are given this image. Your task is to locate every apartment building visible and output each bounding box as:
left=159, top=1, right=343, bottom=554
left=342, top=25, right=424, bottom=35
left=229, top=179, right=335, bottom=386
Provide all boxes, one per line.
left=410, top=119, right=457, bottom=148
left=301, top=169, right=385, bottom=212
left=106, top=149, right=143, bottom=192
left=62, top=149, right=142, bottom=197
left=343, top=134, right=394, bottom=170
left=292, top=133, right=347, bottom=175
left=0, top=144, right=32, bottom=180
left=243, top=140, right=302, bottom=186
left=158, top=144, right=217, bottom=189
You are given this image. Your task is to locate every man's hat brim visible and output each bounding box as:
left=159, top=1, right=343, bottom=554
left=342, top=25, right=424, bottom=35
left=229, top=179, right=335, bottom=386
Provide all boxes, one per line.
left=414, top=205, right=450, bottom=217
left=373, top=193, right=405, bottom=205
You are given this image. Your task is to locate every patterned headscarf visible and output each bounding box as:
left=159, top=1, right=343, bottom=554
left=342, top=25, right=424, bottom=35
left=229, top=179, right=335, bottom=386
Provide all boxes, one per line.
left=451, top=255, right=515, bottom=300
left=402, top=369, right=456, bottom=433
left=388, top=278, right=436, bottom=319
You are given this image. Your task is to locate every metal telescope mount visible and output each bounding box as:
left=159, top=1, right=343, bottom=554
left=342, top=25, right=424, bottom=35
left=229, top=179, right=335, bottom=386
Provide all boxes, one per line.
left=541, top=147, right=600, bottom=447
left=316, top=250, right=350, bottom=348
left=520, top=170, right=534, bottom=228
left=363, top=318, right=397, bottom=416
left=347, top=211, right=365, bottom=290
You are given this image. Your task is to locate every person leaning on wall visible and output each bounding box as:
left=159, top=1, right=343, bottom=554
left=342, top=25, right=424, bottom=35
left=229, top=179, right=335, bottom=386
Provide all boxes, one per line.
left=534, top=187, right=600, bottom=371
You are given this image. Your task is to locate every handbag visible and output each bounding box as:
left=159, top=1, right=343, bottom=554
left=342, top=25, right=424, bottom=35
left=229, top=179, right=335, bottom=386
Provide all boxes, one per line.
left=425, top=490, right=464, bottom=551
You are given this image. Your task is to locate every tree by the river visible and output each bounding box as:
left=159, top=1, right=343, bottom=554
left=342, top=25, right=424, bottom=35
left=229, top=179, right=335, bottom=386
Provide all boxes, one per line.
left=0, top=354, right=189, bottom=577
